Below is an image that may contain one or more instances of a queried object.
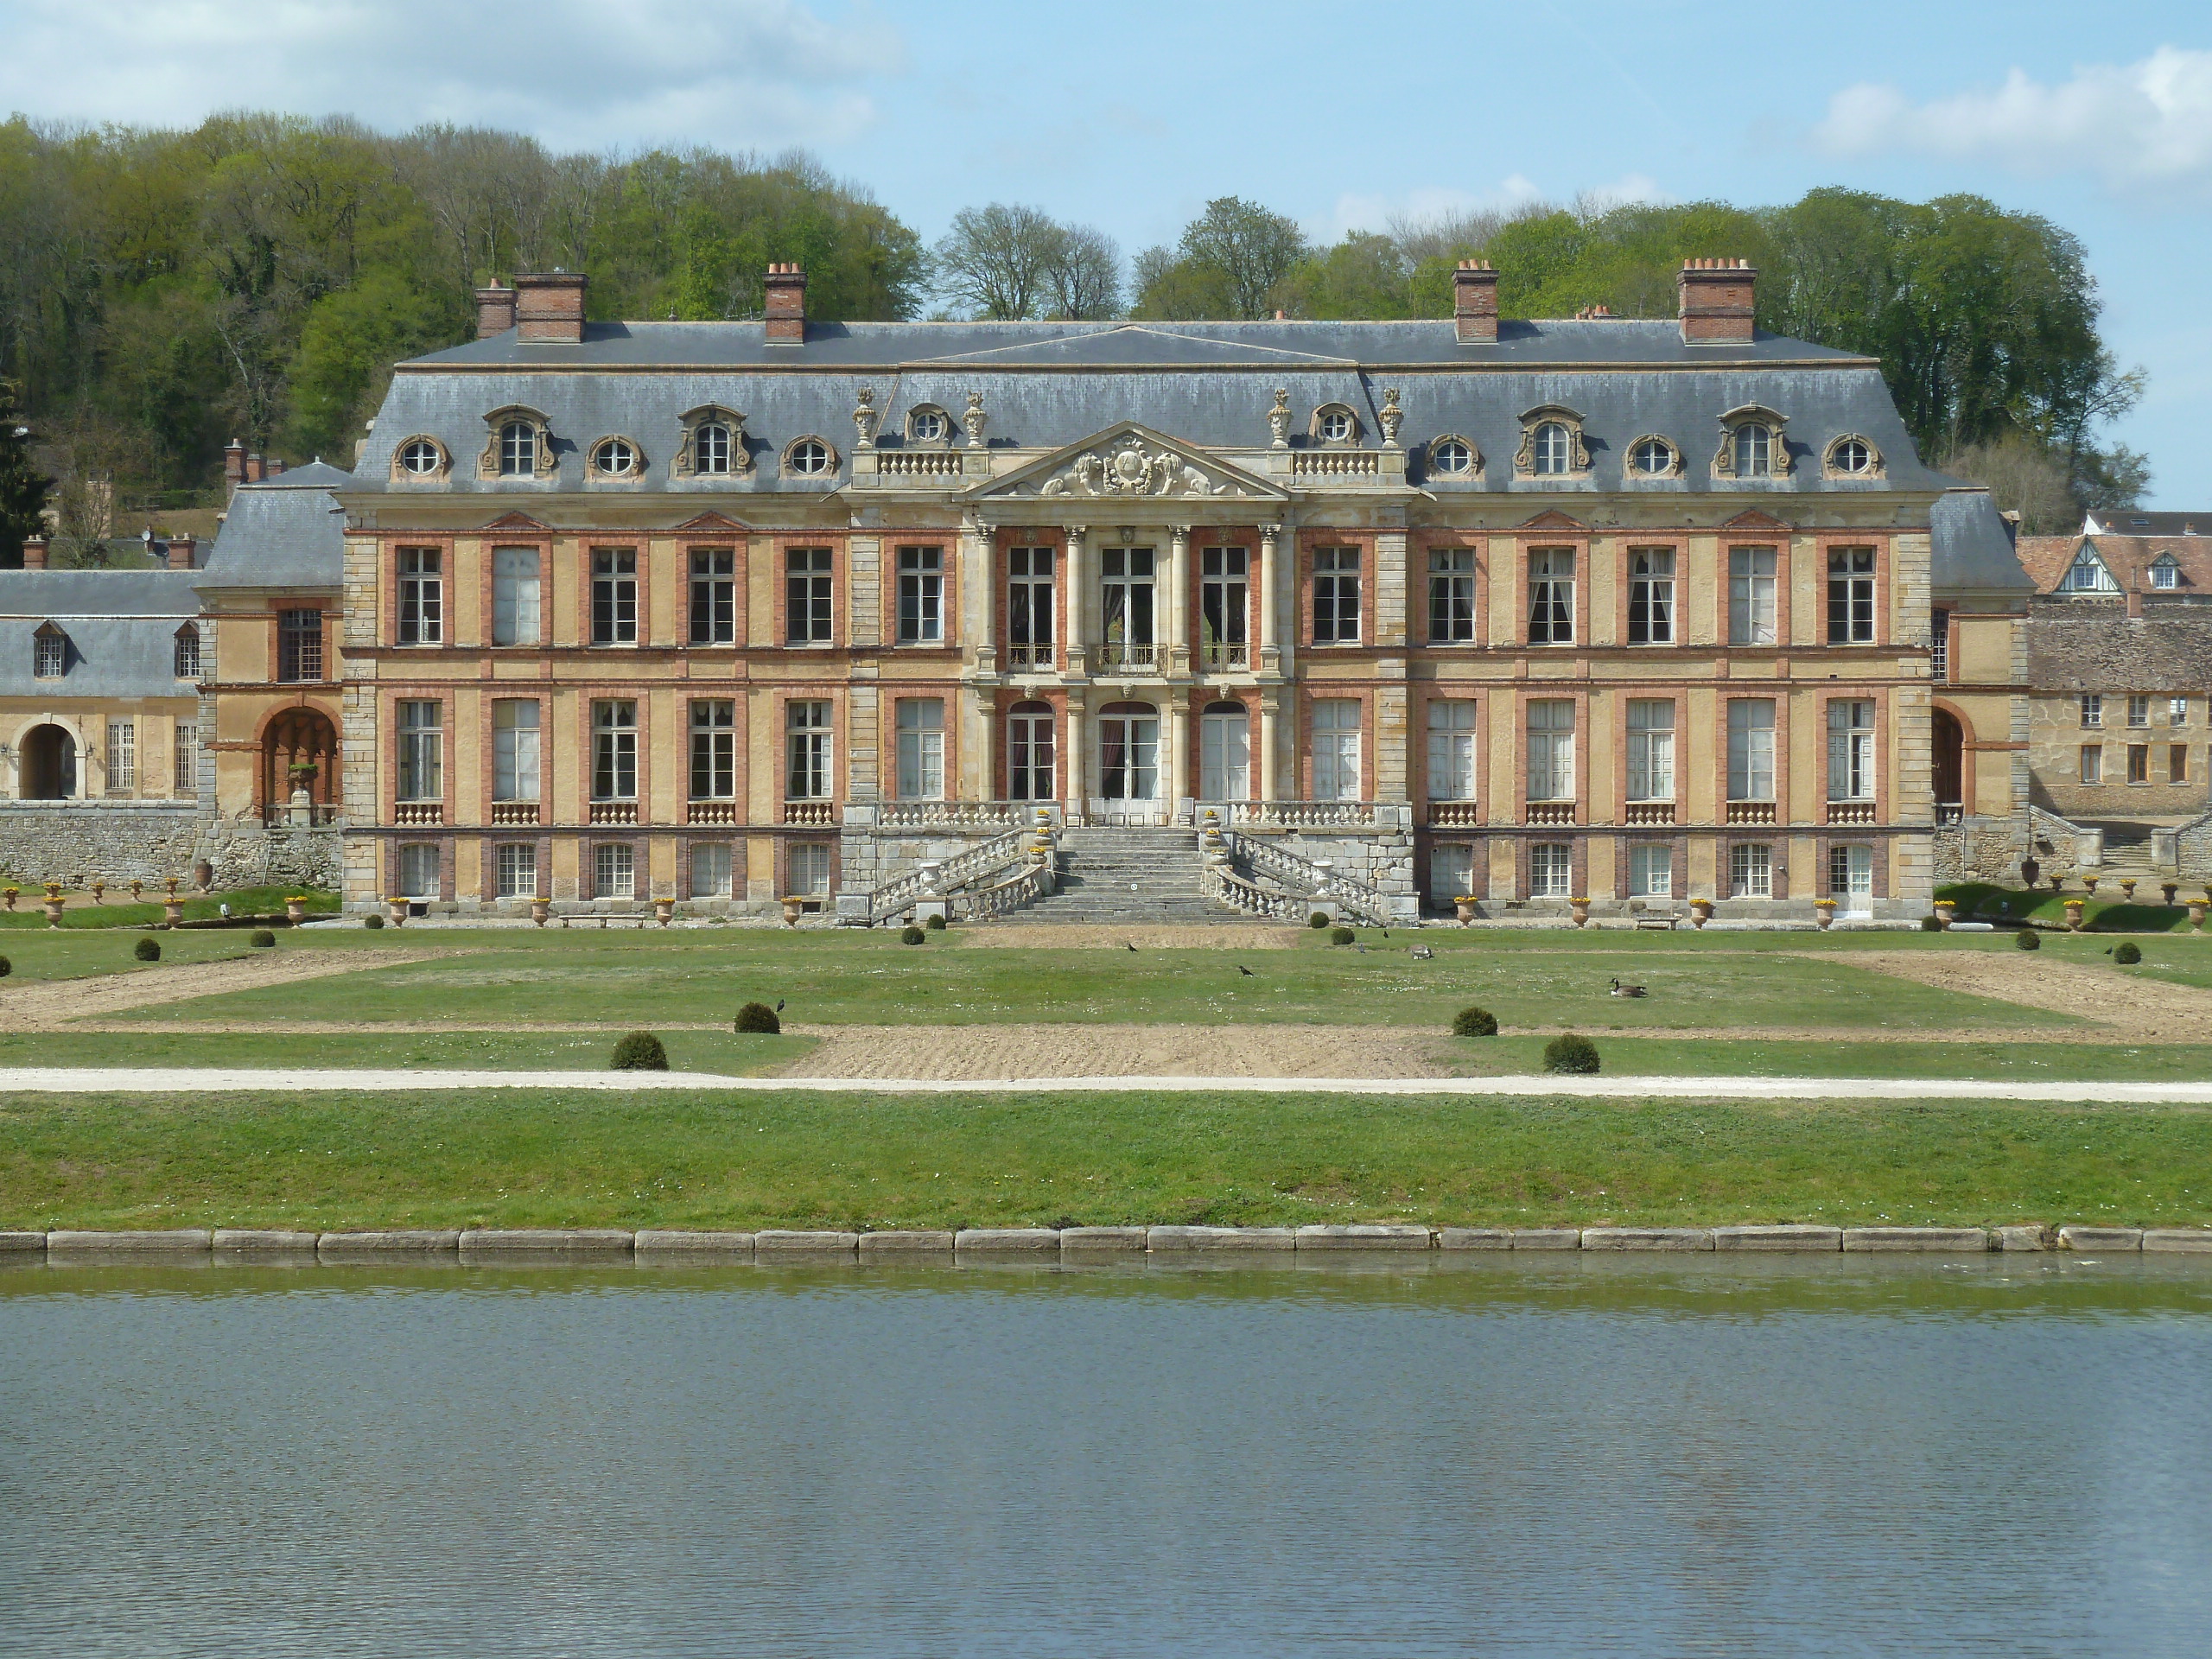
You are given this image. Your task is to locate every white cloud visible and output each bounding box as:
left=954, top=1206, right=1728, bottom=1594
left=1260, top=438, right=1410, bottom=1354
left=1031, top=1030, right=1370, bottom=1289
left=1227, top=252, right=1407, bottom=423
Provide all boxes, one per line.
left=1815, top=47, right=2212, bottom=192
left=0, top=0, right=904, bottom=152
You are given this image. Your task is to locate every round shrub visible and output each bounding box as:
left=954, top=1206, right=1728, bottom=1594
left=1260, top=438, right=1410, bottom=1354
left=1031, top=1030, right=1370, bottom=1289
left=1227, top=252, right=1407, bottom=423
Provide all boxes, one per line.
left=612, top=1031, right=669, bottom=1071
left=734, top=1001, right=781, bottom=1034
left=2114, top=941, right=2142, bottom=965
left=1329, top=926, right=1355, bottom=946
left=1919, top=914, right=1945, bottom=932
left=1452, top=1006, right=1499, bottom=1038
left=134, top=937, right=161, bottom=963
left=1543, top=1033, right=1601, bottom=1075
left=249, top=929, right=276, bottom=948
left=0, top=956, right=10, bottom=977
left=1308, top=912, right=1330, bottom=929
left=924, top=913, right=947, bottom=930
left=363, top=913, right=385, bottom=930
left=899, top=924, right=927, bottom=945
left=2016, top=928, right=2042, bottom=950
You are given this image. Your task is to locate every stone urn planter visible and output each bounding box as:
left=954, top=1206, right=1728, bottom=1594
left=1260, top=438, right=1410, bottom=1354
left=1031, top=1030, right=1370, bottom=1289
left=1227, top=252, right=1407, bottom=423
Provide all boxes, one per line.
left=162, top=898, right=185, bottom=927
left=283, top=896, right=308, bottom=925
left=1815, top=899, right=1838, bottom=930
left=653, top=897, right=676, bottom=928
left=1933, top=900, right=1956, bottom=929
left=1689, top=897, right=1714, bottom=930
left=193, top=861, right=213, bottom=892
left=385, top=896, right=409, bottom=927
left=2019, top=856, right=2041, bottom=890
left=781, top=895, right=805, bottom=927
left=129, top=879, right=143, bottom=902
left=90, top=880, right=105, bottom=905
left=530, top=898, right=551, bottom=927
left=2063, top=897, right=2087, bottom=932
left=2082, top=873, right=2100, bottom=896
left=2190, top=901, right=2208, bottom=934
left=2120, top=879, right=2138, bottom=902
left=1452, top=896, right=1477, bottom=925
left=2161, top=881, right=2179, bottom=907
left=1569, top=896, right=1592, bottom=928
left=3, top=887, right=16, bottom=911
left=42, top=885, right=66, bottom=928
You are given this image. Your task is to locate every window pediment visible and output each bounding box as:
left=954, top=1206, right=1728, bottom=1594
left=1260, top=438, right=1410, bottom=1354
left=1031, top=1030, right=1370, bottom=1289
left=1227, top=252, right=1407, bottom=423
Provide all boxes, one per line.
left=1310, top=402, right=1363, bottom=446
left=1713, top=404, right=1793, bottom=480
left=1514, top=405, right=1591, bottom=479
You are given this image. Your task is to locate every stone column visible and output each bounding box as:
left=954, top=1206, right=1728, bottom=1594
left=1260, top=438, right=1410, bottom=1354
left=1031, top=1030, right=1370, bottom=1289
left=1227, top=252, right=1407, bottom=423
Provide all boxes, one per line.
left=964, top=514, right=996, bottom=673
left=1167, top=523, right=1192, bottom=674
left=1259, top=690, right=1281, bottom=804
left=1257, top=524, right=1281, bottom=672
left=1064, top=686, right=1087, bottom=822
left=1166, top=688, right=1188, bottom=821
left=969, top=686, right=997, bottom=803
left=1064, top=524, right=1089, bottom=677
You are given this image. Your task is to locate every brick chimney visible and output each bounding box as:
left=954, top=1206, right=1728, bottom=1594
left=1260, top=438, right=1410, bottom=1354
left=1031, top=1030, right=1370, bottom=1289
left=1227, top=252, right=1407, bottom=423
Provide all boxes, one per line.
left=1678, top=258, right=1757, bottom=344
left=765, top=263, right=807, bottom=345
left=1452, top=260, right=1498, bottom=344
left=513, top=270, right=588, bottom=343
left=267, top=457, right=285, bottom=476
left=224, top=440, right=246, bottom=489
left=245, top=453, right=264, bottom=483
left=476, top=280, right=517, bottom=338
left=21, top=534, right=47, bottom=569
left=166, top=533, right=196, bottom=570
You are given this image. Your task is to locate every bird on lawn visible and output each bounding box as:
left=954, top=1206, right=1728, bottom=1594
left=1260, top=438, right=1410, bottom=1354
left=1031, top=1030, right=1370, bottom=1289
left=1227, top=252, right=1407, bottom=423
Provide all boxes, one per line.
left=1126, top=941, right=1139, bottom=952
left=1356, top=942, right=1369, bottom=954
left=1237, top=964, right=1255, bottom=976
left=775, top=1000, right=785, bottom=1013
left=1609, top=977, right=1648, bottom=998
left=1410, top=945, right=1434, bottom=960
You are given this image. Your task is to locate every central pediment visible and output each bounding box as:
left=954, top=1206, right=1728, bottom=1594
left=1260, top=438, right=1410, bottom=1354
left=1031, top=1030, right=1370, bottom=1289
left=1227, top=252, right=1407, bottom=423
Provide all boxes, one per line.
left=969, top=423, right=1285, bottom=503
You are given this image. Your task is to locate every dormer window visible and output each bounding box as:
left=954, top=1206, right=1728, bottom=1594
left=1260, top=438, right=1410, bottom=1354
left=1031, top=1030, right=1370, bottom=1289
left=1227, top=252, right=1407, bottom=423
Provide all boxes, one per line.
left=397, top=437, right=446, bottom=477
left=33, top=624, right=67, bottom=679
left=693, top=423, right=733, bottom=474
left=479, top=406, right=553, bottom=481
left=1515, top=406, right=1590, bottom=480
left=499, top=421, right=536, bottom=475
left=1312, top=404, right=1361, bottom=445
left=1734, top=424, right=1772, bottom=477
left=785, top=437, right=835, bottom=476
left=1429, top=437, right=1476, bottom=476
left=1627, top=435, right=1678, bottom=478
left=1534, top=423, right=1570, bottom=474
left=1713, top=404, right=1792, bottom=480
left=673, top=406, right=750, bottom=479
left=1826, top=435, right=1880, bottom=478
left=590, top=437, right=640, bottom=479
left=2152, top=555, right=2181, bottom=590
left=174, top=624, right=200, bottom=679
left=906, top=405, right=951, bottom=447
left=2065, top=550, right=2119, bottom=593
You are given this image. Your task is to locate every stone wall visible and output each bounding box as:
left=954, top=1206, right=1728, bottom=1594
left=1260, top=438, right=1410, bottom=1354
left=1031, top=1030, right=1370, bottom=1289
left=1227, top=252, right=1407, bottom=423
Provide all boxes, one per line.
left=205, top=819, right=343, bottom=891
left=0, top=802, right=203, bottom=885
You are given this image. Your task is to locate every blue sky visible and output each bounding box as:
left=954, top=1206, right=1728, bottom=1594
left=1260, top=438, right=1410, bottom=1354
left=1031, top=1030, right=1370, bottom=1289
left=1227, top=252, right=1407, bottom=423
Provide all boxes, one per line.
left=6, top=0, right=2212, bottom=500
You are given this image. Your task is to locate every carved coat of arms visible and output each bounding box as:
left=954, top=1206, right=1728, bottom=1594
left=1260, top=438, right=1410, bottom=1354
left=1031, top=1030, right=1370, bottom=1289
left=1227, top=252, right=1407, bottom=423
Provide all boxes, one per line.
left=1036, top=432, right=1230, bottom=498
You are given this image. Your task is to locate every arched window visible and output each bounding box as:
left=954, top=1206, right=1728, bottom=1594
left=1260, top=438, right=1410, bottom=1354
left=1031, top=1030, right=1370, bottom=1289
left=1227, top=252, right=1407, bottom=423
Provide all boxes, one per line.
left=1533, top=421, right=1571, bottom=475
left=693, top=422, right=733, bottom=474
left=1733, top=423, right=1772, bottom=478
left=1007, top=699, right=1056, bottom=802
left=174, top=624, right=200, bottom=679
left=498, top=421, right=537, bottom=476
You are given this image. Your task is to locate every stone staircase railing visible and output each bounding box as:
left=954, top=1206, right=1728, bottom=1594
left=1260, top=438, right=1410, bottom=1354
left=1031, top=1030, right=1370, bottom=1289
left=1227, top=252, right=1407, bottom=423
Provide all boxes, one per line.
left=859, top=824, right=1050, bottom=925
left=950, top=857, right=1056, bottom=921
left=1215, top=828, right=1388, bottom=925
left=1201, top=860, right=1313, bottom=923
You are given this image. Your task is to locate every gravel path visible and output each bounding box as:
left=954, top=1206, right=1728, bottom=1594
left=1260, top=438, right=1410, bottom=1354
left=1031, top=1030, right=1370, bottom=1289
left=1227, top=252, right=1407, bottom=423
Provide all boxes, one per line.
left=779, top=1023, right=1452, bottom=1079
left=1801, top=951, right=2212, bottom=1044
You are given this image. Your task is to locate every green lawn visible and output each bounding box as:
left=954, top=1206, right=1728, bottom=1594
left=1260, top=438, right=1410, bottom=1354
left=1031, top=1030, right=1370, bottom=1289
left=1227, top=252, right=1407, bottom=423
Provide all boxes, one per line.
left=3, top=1086, right=2205, bottom=1232
left=66, top=925, right=2085, bottom=1034
left=1937, top=880, right=2203, bottom=933
left=0, top=885, right=340, bottom=931
left=0, top=1028, right=811, bottom=1073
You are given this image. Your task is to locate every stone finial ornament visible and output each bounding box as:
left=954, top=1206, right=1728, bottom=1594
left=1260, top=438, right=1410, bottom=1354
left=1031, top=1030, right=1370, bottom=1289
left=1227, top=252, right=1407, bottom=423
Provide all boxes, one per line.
left=1268, top=388, right=1292, bottom=450
left=963, top=391, right=988, bottom=448
left=853, top=386, right=879, bottom=450
left=1378, top=387, right=1403, bottom=448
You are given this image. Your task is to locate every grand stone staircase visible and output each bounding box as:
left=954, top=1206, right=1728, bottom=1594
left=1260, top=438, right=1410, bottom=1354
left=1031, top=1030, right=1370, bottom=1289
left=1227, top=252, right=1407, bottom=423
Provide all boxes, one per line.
left=1011, top=827, right=1247, bottom=925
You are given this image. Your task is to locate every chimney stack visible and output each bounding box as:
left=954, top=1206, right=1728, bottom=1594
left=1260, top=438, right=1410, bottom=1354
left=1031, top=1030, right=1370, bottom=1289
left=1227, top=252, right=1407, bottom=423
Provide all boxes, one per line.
left=166, top=533, right=196, bottom=570
left=224, top=440, right=246, bottom=489
left=1452, top=260, right=1497, bottom=344
left=268, top=457, right=284, bottom=477
left=245, top=453, right=264, bottom=484
left=513, top=271, right=588, bottom=343
left=1677, top=258, right=1757, bottom=344
left=765, top=263, right=807, bottom=345
left=21, top=534, right=48, bottom=569
left=476, top=280, right=517, bottom=338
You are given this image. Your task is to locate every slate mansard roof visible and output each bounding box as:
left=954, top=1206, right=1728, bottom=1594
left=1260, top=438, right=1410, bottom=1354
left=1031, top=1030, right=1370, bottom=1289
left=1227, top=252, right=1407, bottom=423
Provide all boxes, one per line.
left=1929, top=488, right=2034, bottom=601
left=359, top=317, right=1950, bottom=499
left=0, top=570, right=202, bottom=699
left=194, top=461, right=353, bottom=591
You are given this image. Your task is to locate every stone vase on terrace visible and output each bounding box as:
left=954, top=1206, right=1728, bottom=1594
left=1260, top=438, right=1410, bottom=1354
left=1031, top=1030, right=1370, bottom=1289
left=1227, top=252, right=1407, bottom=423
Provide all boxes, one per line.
left=1689, top=898, right=1714, bottom=929
left=2063, top=897, right=2086, bottom=931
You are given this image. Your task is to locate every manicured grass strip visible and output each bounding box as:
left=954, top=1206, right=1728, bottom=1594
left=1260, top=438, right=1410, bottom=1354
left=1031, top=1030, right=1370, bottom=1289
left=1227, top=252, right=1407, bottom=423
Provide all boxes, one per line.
left=0, top=1030, right=811, bottom=1074
left=3, top=1088, right=2207, bottom=1233
left=1436, top=1037, right=2212, bottom=1083
left=0, top=886, right=339, bottom=931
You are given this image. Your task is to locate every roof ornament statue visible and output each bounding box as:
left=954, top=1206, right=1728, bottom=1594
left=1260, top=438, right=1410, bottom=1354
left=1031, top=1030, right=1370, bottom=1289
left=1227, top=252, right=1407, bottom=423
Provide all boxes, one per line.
left=1378, top=387, right=1404, bottom=449
left=963, top=391, right=988, bottom=449
left=1268, top=388, right=1292, bottom=450
left=853, top=386, right=879, bottom=451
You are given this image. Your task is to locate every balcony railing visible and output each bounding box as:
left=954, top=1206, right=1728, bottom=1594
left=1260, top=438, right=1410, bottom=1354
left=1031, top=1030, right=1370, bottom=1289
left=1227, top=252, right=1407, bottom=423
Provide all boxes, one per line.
left=1293, top=450, right=1381, bottom=480
left=1007, top=643, right=1053, bottom=671
left=1936, top=801, right=1964, bottom=826
left=1826, top=800, right=1877, bottom=825
left=393, top=802, right=442, bottom=826
left=1726, top=800, right=1777, bottom=825
left=490, top=802, right=539, bottom=827
left=1099, top=642, right=1157, bottom=671
left=876, top=800, right=1024, bottom=829
left=783, top=800, right=836, bottom=826
left=1525, top=801, right=1577, bottom=826
left=262, top=803, right=342, bottom=827
left=1428, top=801, right=1481, bottom=827
left=1201, top=641, right=1250, bottom=670
left=1624, top=801, right=1675, bottom=825
left=589, top=800, right=639, bottom=825
left=876, top=451, right=964, bottom=480
left=688, top=799, right=739, bottom=826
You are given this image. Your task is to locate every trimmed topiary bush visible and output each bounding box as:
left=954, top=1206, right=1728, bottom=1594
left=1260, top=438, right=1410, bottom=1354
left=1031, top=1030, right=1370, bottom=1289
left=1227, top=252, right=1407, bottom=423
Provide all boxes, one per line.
left=899, top=924, right=927, bottom=945
left=0, top=956, right=10, bottom=977
left=612, top=1031, right=669, bottom=1071
left=1543, top=1033, right=1601, bottom=1074
left=1919, top=914, right=1945, bottom=932
left=364, top=913, right=385, bottom=929
left=1329, top=926, right=1355, bottom=945
left=924, top=913, right=947, bottom=930
left=1452, top=1006, right=1498, bottom=1038
left=1308, top=912, right=1330, bottom=929
left=249, top=929, right=276, bottom=947
left=134, top=937, right=161, bottom=963
left=2016, top=928, right=2042, bottom=950
left=734, top=1001, right=781, bottom=1034
left=2114, top=941, right=2142, bottom=965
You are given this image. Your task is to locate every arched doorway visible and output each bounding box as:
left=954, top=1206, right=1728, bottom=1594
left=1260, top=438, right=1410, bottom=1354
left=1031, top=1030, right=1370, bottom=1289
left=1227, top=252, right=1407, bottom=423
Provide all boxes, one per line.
left=19, top=724, right=76, bottom=798
left=1932, top=706, right=1965, bottom=821
left=1199, top=700, right=1250, bottom=802
left=1007, top=699, right=1056, bottom=802
left=1096, top=700, right=1160, bottom=822
left=264, top=707, right=340, bottom=814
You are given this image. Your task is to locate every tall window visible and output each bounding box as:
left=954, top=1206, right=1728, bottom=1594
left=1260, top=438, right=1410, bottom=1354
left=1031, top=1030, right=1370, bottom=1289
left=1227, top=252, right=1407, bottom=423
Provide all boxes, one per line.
left=1627, top=550, right=1673, bottom=645
left=895, top=698, right=944, bottom=799
left=690, top=842, right=733, bottom=899
left=1313, top=547, right=1361, bottom=644
left=1008, top=701, right=1056, bottom=801
left=1829, top=844, right=1874, bottom=912
left=1729, top=547, right=1777, bottom=645
left=1629, top=843, right=1671, bottom=897
left=1827, top=548, right=1877, bottom=643
left=397, top=701, right=442, bottom=800
left=1312, top=700, right=1362, bottom=800
left=173, top=625, right=200, bottom=679
left=2127, top=694, right=2151, bottom=728
left=1430, top=844, right=1474, bottom=904
left=690, top=700, right=735, bottom=798
left=2128, top=744, right=2151, bottom=785
left=1930, top=607, right=1949, bottom=679
left=2080, top=745, right=2103, bottom=785
left=786, top=548, right=833, bottom=644
left=591, top=549, right=637, bottom=645
left=397, top=549, right=442, bottom=645
left=2080, top=695, right=2103, bottom=728
left=173, top=720, right=196, bottom=795
left=2173, top=745, right=2191, bottom=785
left=496, top=843, right=537, bottom=899
left=278, top=609, right=323, bottom=682
left=497, top=421, right=536, bottom=476
left=1529, top=842, right=1572, bottom=896
left=1528, top=549, right=1573, bottom=644
left=1726, top=700, right=1775, bottom=801
left=788, top=842, right=832, bottom=897
left=1428, top=548, right=1476, bottom=643
left=692, top=422, right=733, bottom=475
left=1730, top=842, right=1772, bottom=897
left=492, top=701, right=539, bottom=801
left=1527, top=700, right=1574, bottom=801
left=594, top=842, right=635, bottom=899
left=1101, top=547, right=1155, bottom=662
left=105, top=719, right=135, bottom=796
left=898, top=545, right=944, bottom=643
left=786, top=700, right=832, bottom=799
left=1008, top=546, right=1055, bottom=669
left=1532, top=422, right=1571, bottom=476
left=397, top=843, right=442, bottom=899
left=592, top=700, right=637, bottom=799
left=1827, top=700, right=1876, bottom=800
left=1427, top=700, right=1477, bottom=801
left=32, top=628, right=65, bottom=678
left=1626, top=700, right=1675, bottom=801
left=1732, top=424, right=1772, bottom=478
left=1201, top=545, right=1249, bottom=665
left=492, top=548, right=540, bottom=645
left=689, top=549, right=736, bottom=645
left=2171, top=697, right=2191, bottom=727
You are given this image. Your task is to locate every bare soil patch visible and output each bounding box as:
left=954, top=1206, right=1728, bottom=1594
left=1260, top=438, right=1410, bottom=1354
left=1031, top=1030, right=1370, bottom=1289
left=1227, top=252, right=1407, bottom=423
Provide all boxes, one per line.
left=1796, top=950, right=2212, bottom=1044
left=778, top=1022, right=1451, bottom=1080
left=1, top=950, right=460, bottom=1031
left=955, top=925, right=1300, bottom=950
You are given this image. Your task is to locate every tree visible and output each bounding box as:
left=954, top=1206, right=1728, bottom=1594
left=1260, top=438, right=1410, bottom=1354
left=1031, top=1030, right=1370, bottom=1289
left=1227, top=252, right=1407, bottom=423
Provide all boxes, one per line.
left=1134, top=198, right=1308, bottom=320
left=1045, top=224, right=1122, bottom=320
left=933, top=205, right=1122, bottom=320
left=0, top=378, right=50, bottom=567
left=1939, top=435, right=2082, bottom=535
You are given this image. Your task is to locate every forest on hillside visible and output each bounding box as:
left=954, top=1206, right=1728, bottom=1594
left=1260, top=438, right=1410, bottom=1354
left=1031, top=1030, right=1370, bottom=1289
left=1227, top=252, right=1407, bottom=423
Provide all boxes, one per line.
left=0, top=112, right=2148, bottom=563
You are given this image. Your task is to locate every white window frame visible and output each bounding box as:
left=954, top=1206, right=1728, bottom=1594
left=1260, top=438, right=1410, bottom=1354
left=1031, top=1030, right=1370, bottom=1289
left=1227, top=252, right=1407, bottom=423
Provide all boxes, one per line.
left=1427, top=699, right=1477, bottom=802
left=592, top=699, right=638, bottom=801
left=2127, top=694, right=2151, bottom=728
left=1729, top=841, right=1773, bottom=898
left=1628, top=549, right=1674, bottom=645
left=1827, top=699, right=1876, bottom=801
left=1629, top=842, right=1672, bottom=897
left=1009, top=546, right=1056, bottom=667
left=786, top=547, right=834, bottom=645
left=397, top=842, right=442, bottom=899
left=2081, top=695, right=2103, bottom=728
left=1529, top=842, right=1573, bottom=898
left=2080, top=745, right=2103, bottom=785
left=690, top=700, right=736, bottom=800
left=786, top=700, right=832, bottom=799
left=397, top=700, right=442, bottom=801
left=1827, top=547, right=1878, bottom=644
left=1528, top=548, right=1574, bottom=645
left=594, top=842, right=635, bottom=899
left=491, top=547, right=540, bottom=646
left=1313, top=547, right=1361, bottom=645
left=1733, top=423, right=1772, bottom=478
left=690, top=549, right=737, bottom=645
left=1729, top=546, right=1777, bottom=645
left=591, top=548, right=638, bottom=645
left=1311, top=698, right=1362, bottom=802
left=1429, top=843, right=1474, bottom=903
left=1526, top=699, right=1575, bottom=802
left=495, top=842, right=537, bottom=899
left=497, top=421, right=536, bottom=477
left=1532, top=422, right=1570, bottom=476
left=1101, top=546, right=1156, bottom=658
left=105, top=719, right=135, bottom=796
left=1427, top=548, right=1475, bottom=644
left=173, top=720, right=196, bottom=796
left=690, top=841, right=734, bottom=898
left=492, top=701, right=539, bottom=802
left=1726, top=700, right=1776, bottom=802
left=897, top=546, right=944, bottom=645
left=397, top=548, right=442, bottom=645
left=1626, top=700, right=1675, bottom=802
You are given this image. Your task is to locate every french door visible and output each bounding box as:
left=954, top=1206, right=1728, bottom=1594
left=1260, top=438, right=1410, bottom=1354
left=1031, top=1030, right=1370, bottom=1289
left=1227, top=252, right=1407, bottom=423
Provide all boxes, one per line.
left=1312, top=699, right=1362, bottom=801
left=1007, top=702, right=1056, bottom=801
left=1096, top=702, right=1160, bottom=820
left=1199, top=705, right=1250, bottom=802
